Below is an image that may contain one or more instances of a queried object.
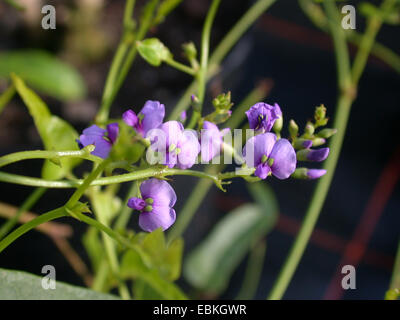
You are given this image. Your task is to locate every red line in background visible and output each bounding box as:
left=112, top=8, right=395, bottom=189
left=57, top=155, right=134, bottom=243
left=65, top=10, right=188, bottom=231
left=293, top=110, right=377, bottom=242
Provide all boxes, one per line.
left=323, top=147, right=400, bottom=300
left=216, top=199, right=395, bottom=272
left=257, top=14, right=392, bottom=71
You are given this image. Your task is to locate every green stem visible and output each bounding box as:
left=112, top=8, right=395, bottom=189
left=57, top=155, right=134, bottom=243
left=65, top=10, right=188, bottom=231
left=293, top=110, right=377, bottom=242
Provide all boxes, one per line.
left=97, top=0, right=160, bottom=124
left=0, top=167, right=232, bottom=190
left=123, top=0, right=136, bottom=29
left=168, top=0, right=276, bottom=121
left=72, top=210, right=149, bottom=266
left=267, top=0, right=389, bottom=300
left=386, top=240, right=400, bottom=299
left=0, top=149, right=100, bottom=169
left=351, top=0, right=395, bottom=86
left=90, top=189, right=131, bottom=300
left=197, top=0, right=221, bottom=105
left=164, top=58, right=196, bottom=76
left=268, top=95, right=353, bottom=300
left=97, top=40, right=131, bottom=124
left=0, top=207, right=67, bottom=253
left=92, top=259, right=109, bottom=292
left=96, top=0, right=136, bottom=124
left=187, top=0, right=221, bottom=128
left=0, top=187, right=46, bottom=240
left=299, top=0, right=400, bottom=74
left=236, top=240, right=267, bottom=300
left=65, top=159, right=111, bottom=208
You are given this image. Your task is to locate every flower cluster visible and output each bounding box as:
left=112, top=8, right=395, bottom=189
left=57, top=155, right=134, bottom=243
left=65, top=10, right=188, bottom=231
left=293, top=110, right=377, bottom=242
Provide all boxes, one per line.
left=76, top=100, right=332, bottom=232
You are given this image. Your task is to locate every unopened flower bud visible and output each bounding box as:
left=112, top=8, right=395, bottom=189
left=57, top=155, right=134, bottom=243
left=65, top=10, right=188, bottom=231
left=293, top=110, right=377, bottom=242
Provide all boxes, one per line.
left=289, top=120, right=299, bottom=139
left=315, top=104, right=326, bottom=122
left=293, top=138, right=313, bottom=150
left=304, top=122, right=315, bottom=136
left=292, top=167, right=327, bottom=180
left=316, top=128, right=337, bottom=139
left=312, top=137, right=326, bottom=147
left=273, top=115, right=283, bottom=135
left=297, top=147, right=330, bottom=162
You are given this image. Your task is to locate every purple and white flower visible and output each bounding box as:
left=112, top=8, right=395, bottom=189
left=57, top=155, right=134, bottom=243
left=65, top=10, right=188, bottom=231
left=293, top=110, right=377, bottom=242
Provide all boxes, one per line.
left=128, top=178, right=177, bottom=232
left=246, top=102, right=281, bottom=133
left=76, top=123, right=119, bottom=159
left=123, top=100, right=165, bottom=137
left=200, top=121, right=230, bottom=162
left=243, top=132, right=296, bottom=180
left=148, top=121, right=200, bottom=169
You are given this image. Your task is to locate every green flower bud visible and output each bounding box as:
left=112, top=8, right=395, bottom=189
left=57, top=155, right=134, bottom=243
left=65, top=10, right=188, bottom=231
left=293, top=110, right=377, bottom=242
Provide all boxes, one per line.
left=312, top=137, right=326, bottom=147
left=293, top=138, right=313, bottom=150
left=304, top=122, right=315, bottom=136
left=289, top=120, right=299, bottom=139
left=316, top=128, right=337, bottom=139
left=182, top=42, right=197, bottom=62
left=212, top=92, right=233, bottom=110
left=273, top=115, right=283, bottom=135
left=315, top=104, right=326, bottom=121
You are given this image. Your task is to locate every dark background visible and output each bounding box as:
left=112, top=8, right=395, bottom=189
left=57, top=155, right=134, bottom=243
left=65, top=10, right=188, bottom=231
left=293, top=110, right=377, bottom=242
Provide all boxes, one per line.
left=0, top=0, right=398, bottom=299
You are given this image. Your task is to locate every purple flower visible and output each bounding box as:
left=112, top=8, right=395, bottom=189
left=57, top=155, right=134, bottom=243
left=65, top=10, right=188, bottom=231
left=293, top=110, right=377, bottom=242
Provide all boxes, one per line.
left=296, top=148, right=330, bottom=162
left=307, top=169, right=327, bottom=179
left=123, top=100, right=165, bottom=137
left=200, top=121, right=230, bottom=162
left=246, top=102, right=281, bottom=133
left=149, top=121, right=200, bottom=169
left=128, top=178, right=177, bottom=232
left=77, top=123, right=119, bottom=159
left=243, top=132, right=296, bottom=180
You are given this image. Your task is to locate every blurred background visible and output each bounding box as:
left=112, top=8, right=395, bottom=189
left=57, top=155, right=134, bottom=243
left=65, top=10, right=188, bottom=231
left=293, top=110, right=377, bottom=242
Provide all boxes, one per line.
left=0, top=0, right=399, bottom=299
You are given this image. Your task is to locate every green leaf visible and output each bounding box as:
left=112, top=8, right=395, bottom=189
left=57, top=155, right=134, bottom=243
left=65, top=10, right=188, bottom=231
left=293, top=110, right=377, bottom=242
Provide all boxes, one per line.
left=11, top=74, right=81, bottom=179
left=163, top=237, right=183, bottom=281
left=90, top=189, right=122, bottom=226
left=136, top=38, right=172, bottom=66
left=132, top=228, right=184, bottom=282
left=184, top=183, right=278, bottom=294
left=133, top=278, right=166, bottom=299
left=0, top=50, right=86, bottom=101
left=120, top=249, right=187, bottom=300
left=0, top=268, right=119, bottom=300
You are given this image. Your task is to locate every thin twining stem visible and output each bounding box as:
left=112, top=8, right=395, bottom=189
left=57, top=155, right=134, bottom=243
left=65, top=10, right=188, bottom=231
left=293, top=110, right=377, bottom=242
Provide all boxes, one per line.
left=0, top=167, right=249, bottom=190
left=0, top=149, right=100, bottom=169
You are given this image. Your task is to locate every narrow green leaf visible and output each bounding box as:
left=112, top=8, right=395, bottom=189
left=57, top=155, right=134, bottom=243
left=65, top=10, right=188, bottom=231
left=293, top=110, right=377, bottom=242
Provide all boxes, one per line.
left=11, top=74, right=81, bottom=179
left=120, top=250, right=187, bottom=300
left=0, top=268, right=119, bottom=300
left=0, top=50, right=86, bottom=101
